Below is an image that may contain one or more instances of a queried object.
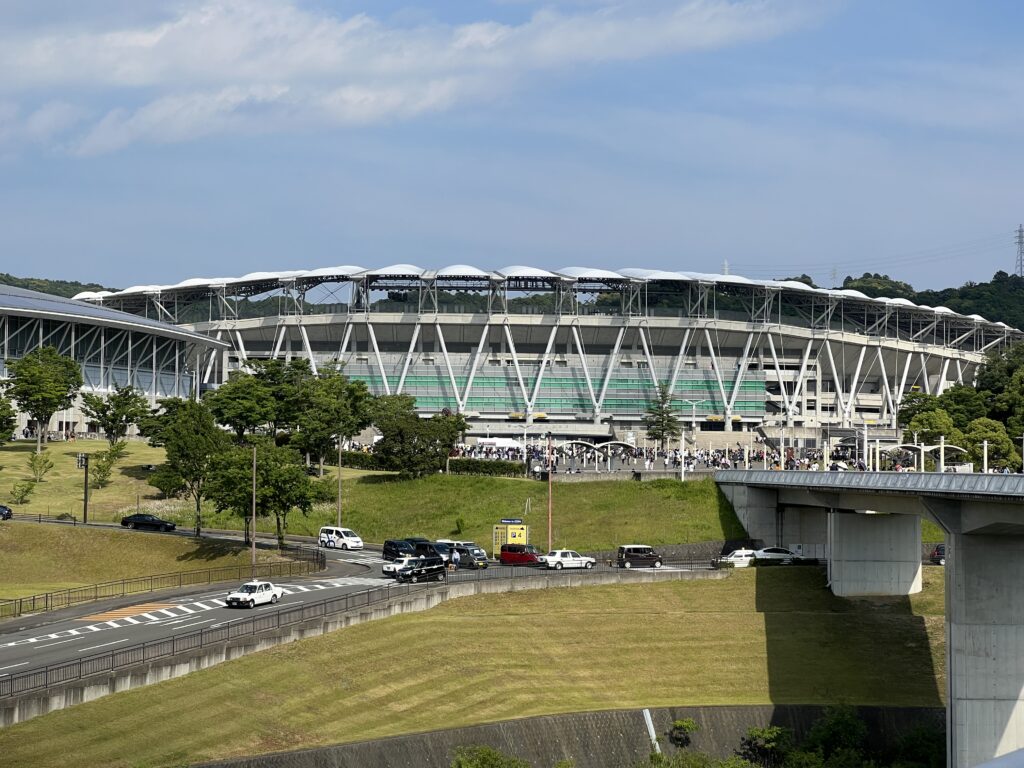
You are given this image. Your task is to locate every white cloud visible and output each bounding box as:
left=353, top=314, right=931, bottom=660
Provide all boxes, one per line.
left=0, top=0, right=820, bottom=153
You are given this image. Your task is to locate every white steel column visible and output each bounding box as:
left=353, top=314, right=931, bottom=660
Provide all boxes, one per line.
left=502, top=323, right=530, bottom=413
left=896, top=353, right=913, bottom=406
left=842, top=346, right=867, bottom=422
left=338, top=323, right=353, bottom=361
left=637, top=326, right=660, bottom=390
left=703, top=328, right=728, bottom=406
left=596, top=325, right=627, bottom=414
left=787, top=339, right=814, bottom=422
left=666, top=327, right=693, bottom=396
left=935, top=358, right=951, bottom=396
left=395, top=323, right=422, bottom=394
left=919, top=352, right=932, bottom=395
left=366, top=322, right=391, bottom=395
left=767, top=334, right=793, bottom=416
left=271, top=325, right=286, bottom=360
left=825, top=340, right=847, bottom=417
left=435, top=324, right=463, bottom=411
left=461, top=323, right=491, bottom=408
left=726, top=332, right=755, bottom=420
left=570, top=325, right=598, bottom=411
left=528, top=324, right=560, bottom=411
left=875, top=348, right=896, bottom=425
left=233, top=330, right=249, bottom=363
left=202, top=330, right=222, bottom=384
left=298, top=324, right=318, bottom=375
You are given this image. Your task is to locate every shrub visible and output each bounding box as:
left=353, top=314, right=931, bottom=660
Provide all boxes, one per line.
left=89, top=452, right=116, bottom=489
left=450, top=745, right=530, bottom=768
left=739, top=725, right=793, bottom=768
left=27, top=451, right=54, bottom=482
left=338, top=451, right=386, bottom=470
left=310, top=477, right=338, bottom=504
left=448, top=458, right=524, bottom=477
left=669, top=717, right=700, bottom=747
left=801, top=706, right=867, bottom=762
left=10, top=480, right=35, bottom=504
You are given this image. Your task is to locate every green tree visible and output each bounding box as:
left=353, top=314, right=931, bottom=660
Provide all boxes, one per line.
left=10, top=480, right=35, bottom=504
left=152, top=400, right=230, bottom=536
left=800, top=706, right=868, bottom=763
left=896, top=392, right=938, bottom=429
left=372, top=395, right=465, bottom=478
left=80, top=385, right=150, bottom=447
left=206, top=440, right=315, bottom=547
left=0, top=394, right=16, bottom=447
left=643, top=384, right=683, bottom=451
left=739, top=725, right=794, bottom=768
left=138, top=397, right=190, bottom=446
left=249, top=358, right=315, bottom=436
left=292, top=369, right=372, bottom=476
left=903, top=409, right=963, bottom=450
left=841, top=273, right=916, bottom=300
left=27, top=451, right=54, bottom=482
left=935, top=385, right=988, bottom=432
left=5, top=346, right=83, bottom=453
left=205, top=371, right=275, bottom=442
left=963, top=417, right=1020, bottom=470
left=450, top=746, right=530, bottom=768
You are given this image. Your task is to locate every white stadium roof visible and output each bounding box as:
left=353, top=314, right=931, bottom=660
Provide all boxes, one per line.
left=70, top=263, right=1012, bottom=329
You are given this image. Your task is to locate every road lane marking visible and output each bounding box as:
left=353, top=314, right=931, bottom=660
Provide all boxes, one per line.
left=0, top=662, right=29, bottom=672
left=80, top=602, right=177, bottom=621
left=173, top=619, right=215, bottom=631
left=34, top=638, right=79, bottom=649
left=78, top=639, right=129, bottom=653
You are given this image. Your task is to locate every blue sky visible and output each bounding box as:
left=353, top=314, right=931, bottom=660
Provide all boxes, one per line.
left=1, top=0, right=1022, bottom=290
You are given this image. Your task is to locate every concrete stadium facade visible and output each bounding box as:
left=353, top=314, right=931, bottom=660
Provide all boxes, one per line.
left=74, top=265, right=1023, bottom=445
left=0, top=284, right=224, bottom=437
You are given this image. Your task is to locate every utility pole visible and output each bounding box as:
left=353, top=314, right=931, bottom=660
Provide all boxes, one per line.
left=546, top=433, right=553, bottom=553
left=336, top=438, right=343, bottom=528
left=251, top=444, right=257, bottom=570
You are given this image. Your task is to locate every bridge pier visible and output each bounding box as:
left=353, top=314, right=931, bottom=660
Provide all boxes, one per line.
left=827, top=512, right=922, bottom=597
left=947, top=533, right=1024, bottom=767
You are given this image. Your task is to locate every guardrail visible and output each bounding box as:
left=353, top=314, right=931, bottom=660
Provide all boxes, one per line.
left=0, top=561, right=709, bottom=699
left=0, top=545, right=326, bottom=620
left=12, top=513, right=80, bottom=525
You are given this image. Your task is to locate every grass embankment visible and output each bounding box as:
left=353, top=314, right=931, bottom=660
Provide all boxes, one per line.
left=0, top=440, right=168, bottom=522
left=0, top=523, right=285, bottom=599
left=0, top=567, right=947, bottom=768
left=202, top=474, right=745, bottom=552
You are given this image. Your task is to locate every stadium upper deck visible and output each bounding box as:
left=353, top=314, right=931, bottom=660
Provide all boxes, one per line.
left=74, top=264, right=1022, bottom=440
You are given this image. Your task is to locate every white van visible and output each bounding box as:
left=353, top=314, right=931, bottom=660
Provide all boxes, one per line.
left=318, top=526, right=363, bottom=550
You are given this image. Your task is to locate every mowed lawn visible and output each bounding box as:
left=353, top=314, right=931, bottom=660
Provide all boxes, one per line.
left=0, top=567, right=947, bottom=768
left=0, top=522, right=285, bottom=599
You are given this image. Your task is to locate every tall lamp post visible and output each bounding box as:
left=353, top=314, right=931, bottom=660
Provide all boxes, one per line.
left=546, top=433, right=553, bottom=552
left=674, top=398, right=707, bottom=482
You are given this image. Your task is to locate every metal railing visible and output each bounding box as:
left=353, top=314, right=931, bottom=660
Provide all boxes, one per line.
left=0, top=561, right=706, bottom=699
left=0, top=545, right=326, bottom=620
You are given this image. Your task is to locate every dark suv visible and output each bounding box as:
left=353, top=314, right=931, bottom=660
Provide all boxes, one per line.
left=454, top=544, right=488, bottom=569
left=929, top=544, right=946, bottom=566
left=383, top=539, right=416, bottom=561
left=616, top=545, right=663, bottom=569
left=395, top=555, right=447, bottom=584
left=0, top=505, right=12, bottom=521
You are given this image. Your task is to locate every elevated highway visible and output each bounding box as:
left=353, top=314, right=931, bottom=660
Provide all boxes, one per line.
left=716, top=470, right=1024, bottom=768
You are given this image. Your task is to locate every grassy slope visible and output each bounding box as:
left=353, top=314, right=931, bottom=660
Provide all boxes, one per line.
left=204, top=475, right=745, bottom=552
left=0, top=567, right=947, bottom=768
left=0, top=523, right=285, bottom=599
left=0, top=441, right=169, bottom=522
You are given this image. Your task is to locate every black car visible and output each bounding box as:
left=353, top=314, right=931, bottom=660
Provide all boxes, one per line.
left=0, top=505, right=12, bottom=521
left=930, top=543, right=946, bottom=566
left=120, top=513, right=176, bottom=532
left=453, top=544, right=488, bottom=569
left=383, top=539, right=416, bottom=561
left=394, top=555, right=447, bottom=584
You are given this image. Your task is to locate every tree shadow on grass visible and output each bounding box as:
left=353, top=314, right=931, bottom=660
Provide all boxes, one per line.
left=176, top=538, right=244, bottom=562
left=118, top=464, right=158, bottom=481
left=354, top=474, right=405, bottom=485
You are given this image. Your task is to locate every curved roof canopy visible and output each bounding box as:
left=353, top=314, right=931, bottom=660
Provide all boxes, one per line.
left=0, top=285, right=223, bottom=347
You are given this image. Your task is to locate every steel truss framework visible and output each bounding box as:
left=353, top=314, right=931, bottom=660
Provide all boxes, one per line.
left=80, top=269, right=1022, bottom=435
left=0, top=313, right=196, bottom=409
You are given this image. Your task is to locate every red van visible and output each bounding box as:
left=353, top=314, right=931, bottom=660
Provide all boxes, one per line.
left=500, top=543, right=543, bottom=566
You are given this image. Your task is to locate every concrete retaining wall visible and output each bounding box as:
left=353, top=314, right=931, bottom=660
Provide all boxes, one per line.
left=199, top=705, right=943, bottom=768
left=0, top=569, right=725, bottom=728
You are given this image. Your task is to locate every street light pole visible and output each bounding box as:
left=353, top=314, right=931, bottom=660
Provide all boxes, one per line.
left=336, top=437, right=343, bottom=527
left=251, top=444, right=257, bottom=570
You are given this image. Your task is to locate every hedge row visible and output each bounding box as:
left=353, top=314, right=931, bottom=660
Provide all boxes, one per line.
left=338, top=451, right=388, bottom=470
left=447, top=458, right=525, bottom=477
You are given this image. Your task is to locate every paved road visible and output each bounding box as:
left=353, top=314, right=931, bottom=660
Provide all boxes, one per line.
left=0, top=535, right=696, bottom=680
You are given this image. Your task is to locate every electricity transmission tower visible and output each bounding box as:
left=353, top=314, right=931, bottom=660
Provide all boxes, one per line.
left=1017, top=225, right=1024, bottom=277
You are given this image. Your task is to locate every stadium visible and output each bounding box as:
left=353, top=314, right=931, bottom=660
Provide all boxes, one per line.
left=73, top=265, right=1022, bottom=449
left=0, top=284, right=224, bottom=437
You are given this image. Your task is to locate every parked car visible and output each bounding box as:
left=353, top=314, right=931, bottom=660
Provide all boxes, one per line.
left=383, top=555, right=420, bottom=578
left=0, top=505, right=12, bottom=521
left=403, top=536, right=432, bottom=550
left=616, top=545, right=663, bottom=569
left=753, top=547, right=799, bottom=563
left=499, top=543, right=543, bottom=566
left=930, top=544, right=946, bottom=566
left=415, top=541, right=453, bottom=563
left=318, top=526, right=363, bottom=550
left=225, top=580, right=283, bottom=608
left=539, top=550, right=596, bottom=570
left=714, top=549, right=757, bottom=569
left=383, top=539, right=417, bottom=561
left=453, top=544, right=489, bottom=569
left=394, top=555, right=447, bottom=584
left=120, top=513, right=176, bottom=532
